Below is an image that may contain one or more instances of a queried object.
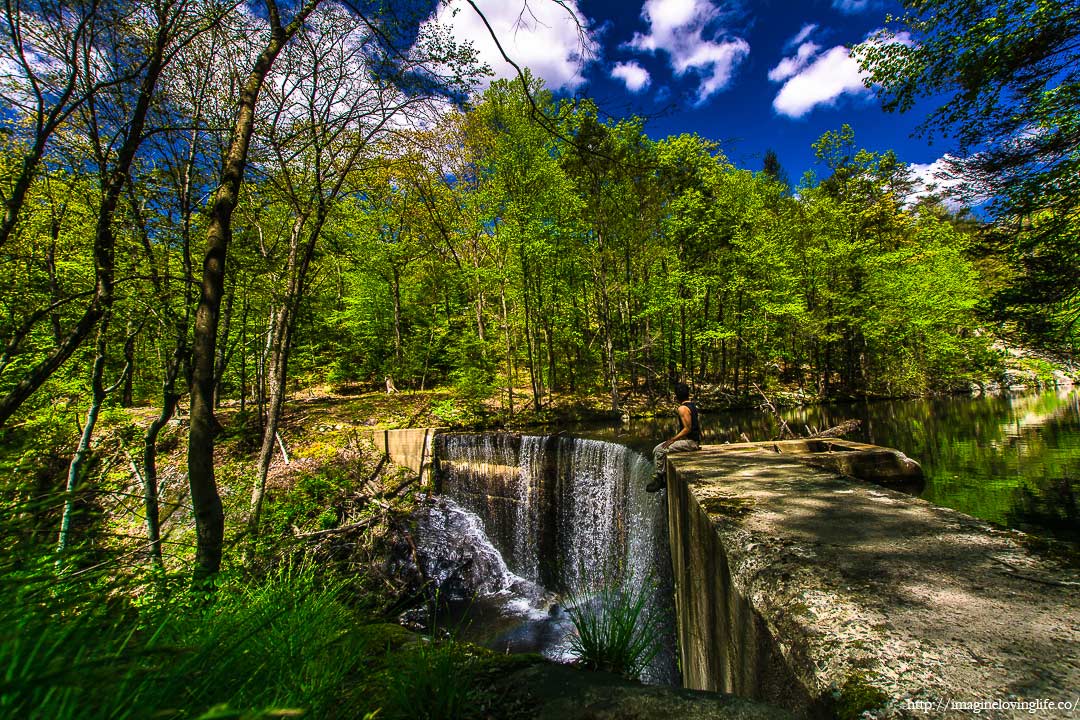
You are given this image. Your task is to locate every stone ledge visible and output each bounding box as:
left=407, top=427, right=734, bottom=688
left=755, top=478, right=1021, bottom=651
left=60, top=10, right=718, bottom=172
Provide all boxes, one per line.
left=495, top=661, right=793, bottom=720
left=667, top=445, right=1080, bottom=719
left=706, top=439, right=924, bottom=489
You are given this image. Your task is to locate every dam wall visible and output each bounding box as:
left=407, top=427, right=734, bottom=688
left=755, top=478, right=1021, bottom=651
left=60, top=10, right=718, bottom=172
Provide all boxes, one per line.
left=666, top=442, right=1080, bottom=718
left=361, top=427, right=439, bottom=484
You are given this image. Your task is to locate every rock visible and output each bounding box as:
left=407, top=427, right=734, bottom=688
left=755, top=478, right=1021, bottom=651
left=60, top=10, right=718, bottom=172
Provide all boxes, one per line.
left=1052, top=370, right=1074, bottom=387
left=1001, top=368, right=1036, bottom=390
left=492, top=662, right=792, bottom=720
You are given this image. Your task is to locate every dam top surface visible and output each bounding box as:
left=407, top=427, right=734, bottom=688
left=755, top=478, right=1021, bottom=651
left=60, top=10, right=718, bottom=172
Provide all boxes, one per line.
left=667, top=442, right=1079, bottom=715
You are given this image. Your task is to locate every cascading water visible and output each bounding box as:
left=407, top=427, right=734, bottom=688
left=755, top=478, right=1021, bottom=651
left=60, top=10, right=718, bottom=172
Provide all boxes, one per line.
left=423, top=432, right=676, bottom=683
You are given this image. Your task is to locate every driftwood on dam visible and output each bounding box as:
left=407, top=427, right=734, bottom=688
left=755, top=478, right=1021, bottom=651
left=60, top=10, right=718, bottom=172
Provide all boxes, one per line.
left=752, top=383, right=860, bottom=441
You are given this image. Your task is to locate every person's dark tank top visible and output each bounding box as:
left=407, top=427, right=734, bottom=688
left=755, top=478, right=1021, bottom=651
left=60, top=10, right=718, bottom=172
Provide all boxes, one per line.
left=678, top=401, right=701, bottom=442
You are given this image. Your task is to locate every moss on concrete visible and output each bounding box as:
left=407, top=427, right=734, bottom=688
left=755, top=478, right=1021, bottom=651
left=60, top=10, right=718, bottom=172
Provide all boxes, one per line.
left=832, top=673, right=889, bottom=720
left=699, top=495, right=756, bottom=519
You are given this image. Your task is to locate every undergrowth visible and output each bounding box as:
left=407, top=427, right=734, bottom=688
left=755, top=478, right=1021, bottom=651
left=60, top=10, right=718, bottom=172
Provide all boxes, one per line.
left=0, top=559, right=382, bottom=719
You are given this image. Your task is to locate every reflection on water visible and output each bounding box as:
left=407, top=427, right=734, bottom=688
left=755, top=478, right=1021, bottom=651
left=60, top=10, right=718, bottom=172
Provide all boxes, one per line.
left=577, top=390, right=1080, bottom=542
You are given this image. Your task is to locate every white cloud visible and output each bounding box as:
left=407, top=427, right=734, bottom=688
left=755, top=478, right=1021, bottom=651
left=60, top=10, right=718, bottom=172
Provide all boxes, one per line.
left=430, top=0, right=594, bottom=92
left=612, top=61, right=651, bottom=92
left=767, top=41, right=820, bottom=82
left=787, top=23, right=817, bottom=49
left=833, top=0, right=871, bottom=13
left=906, top=155, right=968, bottom=209
left=769, top=44, right=868, bottom=117
left=625, top=0, right=750, bottom=104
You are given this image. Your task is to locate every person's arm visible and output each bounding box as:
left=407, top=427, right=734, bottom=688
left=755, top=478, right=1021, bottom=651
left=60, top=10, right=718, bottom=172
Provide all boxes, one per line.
left=662, top=405, right=693, bottom=448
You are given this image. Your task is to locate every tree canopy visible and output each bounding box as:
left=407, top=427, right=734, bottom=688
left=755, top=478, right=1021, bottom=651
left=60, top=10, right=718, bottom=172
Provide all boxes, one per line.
left=854, top=0, right=1080, bottom=346
left=0, top=0, right=1023, bottom=584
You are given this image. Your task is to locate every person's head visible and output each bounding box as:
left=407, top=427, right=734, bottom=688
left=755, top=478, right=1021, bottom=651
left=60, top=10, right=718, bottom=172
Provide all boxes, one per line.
left=674, top=382, right=691, bottom=402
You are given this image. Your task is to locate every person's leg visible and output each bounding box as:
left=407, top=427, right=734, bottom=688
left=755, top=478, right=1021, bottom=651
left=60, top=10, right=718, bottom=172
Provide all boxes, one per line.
left=652, top=441, right=669, bottom=474
left=647, top=439, right=699, bottom=493
left=647, top=442, right=668, bottom=492
left=668, top=439, right=699, bottom=454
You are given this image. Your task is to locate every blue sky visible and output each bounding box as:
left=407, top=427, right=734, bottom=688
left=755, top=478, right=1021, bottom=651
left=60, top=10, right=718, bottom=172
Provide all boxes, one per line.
left=433, top=0, right=955, bottom=196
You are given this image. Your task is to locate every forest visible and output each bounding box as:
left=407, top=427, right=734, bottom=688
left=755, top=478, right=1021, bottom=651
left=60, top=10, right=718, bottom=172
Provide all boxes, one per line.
left=0, top=0, right=1076, bottom=716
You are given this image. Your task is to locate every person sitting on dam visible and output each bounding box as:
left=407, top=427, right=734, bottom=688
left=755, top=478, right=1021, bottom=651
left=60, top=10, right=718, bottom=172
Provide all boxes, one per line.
left=646, top=382, right=701, bottom=493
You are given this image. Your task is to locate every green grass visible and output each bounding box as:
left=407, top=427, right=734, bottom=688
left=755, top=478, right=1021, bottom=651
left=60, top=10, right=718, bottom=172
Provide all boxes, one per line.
left=564, top=577, right=663, bottom=680
left=381, top=637, right=476, bottom=720
left=0, top=561, right=379, bottom=719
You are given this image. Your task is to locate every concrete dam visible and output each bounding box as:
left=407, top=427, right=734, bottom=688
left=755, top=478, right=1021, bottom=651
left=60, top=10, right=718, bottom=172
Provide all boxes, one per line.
left=382, top=429, right=1080, bottom=717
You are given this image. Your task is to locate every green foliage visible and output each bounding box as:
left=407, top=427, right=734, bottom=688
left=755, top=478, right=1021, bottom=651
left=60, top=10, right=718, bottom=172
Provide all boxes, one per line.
left=0, top=65, right=1006, bottom=445
left=0, top=562, right=374, bottom=720
left=381, top=637, right=478, bottom=720
left=564, top=576, right=663, bottom=680
left=1012, top=355, right=1058, bottom=386
left=258, top=466, right=346, bottom=539
left=854, top=0, right=1080, bottom=350
left=431, top=398, right=485, bottom=427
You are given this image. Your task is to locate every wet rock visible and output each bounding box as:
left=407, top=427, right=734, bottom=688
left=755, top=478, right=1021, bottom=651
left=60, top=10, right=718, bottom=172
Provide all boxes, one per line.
left=409, top=496, right=521, bottom=601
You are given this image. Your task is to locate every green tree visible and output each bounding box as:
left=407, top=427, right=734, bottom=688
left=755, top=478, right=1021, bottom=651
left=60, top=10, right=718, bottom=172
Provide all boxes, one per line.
left=854, top=0, right=1080, bottom=347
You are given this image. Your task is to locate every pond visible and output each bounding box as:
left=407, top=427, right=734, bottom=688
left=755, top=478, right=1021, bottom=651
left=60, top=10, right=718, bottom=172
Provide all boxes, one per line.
left=596, top=388, right=1080, bottom=542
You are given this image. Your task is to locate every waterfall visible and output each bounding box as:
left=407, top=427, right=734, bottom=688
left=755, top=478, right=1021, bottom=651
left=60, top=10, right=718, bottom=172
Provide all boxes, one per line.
left=513, top=435, right=544, bottom=583
left=435, top=433, right=663, bottom=593
left=430, top=432, right=675, bottom=682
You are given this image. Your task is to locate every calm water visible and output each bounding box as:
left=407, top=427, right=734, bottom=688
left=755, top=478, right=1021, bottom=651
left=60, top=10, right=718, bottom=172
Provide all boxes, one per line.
left=577, top=389, right=1080, bottom=542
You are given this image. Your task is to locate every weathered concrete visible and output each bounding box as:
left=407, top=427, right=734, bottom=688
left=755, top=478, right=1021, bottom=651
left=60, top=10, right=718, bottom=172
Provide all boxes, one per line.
left=667, top=442, right=1080, bottom=718
left=361, top=427, right=439, bottom=484
left=715, top=439, right=925, bottom=490
left=495, top=661, right=794, bottom=720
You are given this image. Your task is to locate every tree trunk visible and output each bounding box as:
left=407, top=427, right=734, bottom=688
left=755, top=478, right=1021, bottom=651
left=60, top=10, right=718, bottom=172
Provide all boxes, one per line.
left=139, top=346, right=183, bottom=569
left=593, top=235, right=619, bottom=412
left=519, top=252, right=541, bottom=412
left=188, top=5, right=316, bottom=584
left=213, top=281, right=235, bottom=407
left=249, top=301, right=291, bottom=540
left=46, top=223, right=64, bottom=345
left=122, top=319, right=137, bottom=407
left=679, top=298, right=687, bottom=375
left=250, top=213, right=320, bottom=542
left=392, top=265, right=403, bottom=370
left=56, top=321, right=110, bottom=563
left=240, top=291, right=249, bottom=413
left=474, top=291, right=485, bottom=343
left=700, top=288, right=710, bottom=379
left=501, top=287, right=514, bottom=415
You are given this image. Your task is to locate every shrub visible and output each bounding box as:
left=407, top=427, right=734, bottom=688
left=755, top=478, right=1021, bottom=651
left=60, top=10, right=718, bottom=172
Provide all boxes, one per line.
left=564, top=577, right=662, bottom=680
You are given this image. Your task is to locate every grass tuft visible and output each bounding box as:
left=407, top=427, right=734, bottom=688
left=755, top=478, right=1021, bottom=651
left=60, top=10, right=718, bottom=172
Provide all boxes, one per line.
left=564, top=576, right=662, bottom=680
